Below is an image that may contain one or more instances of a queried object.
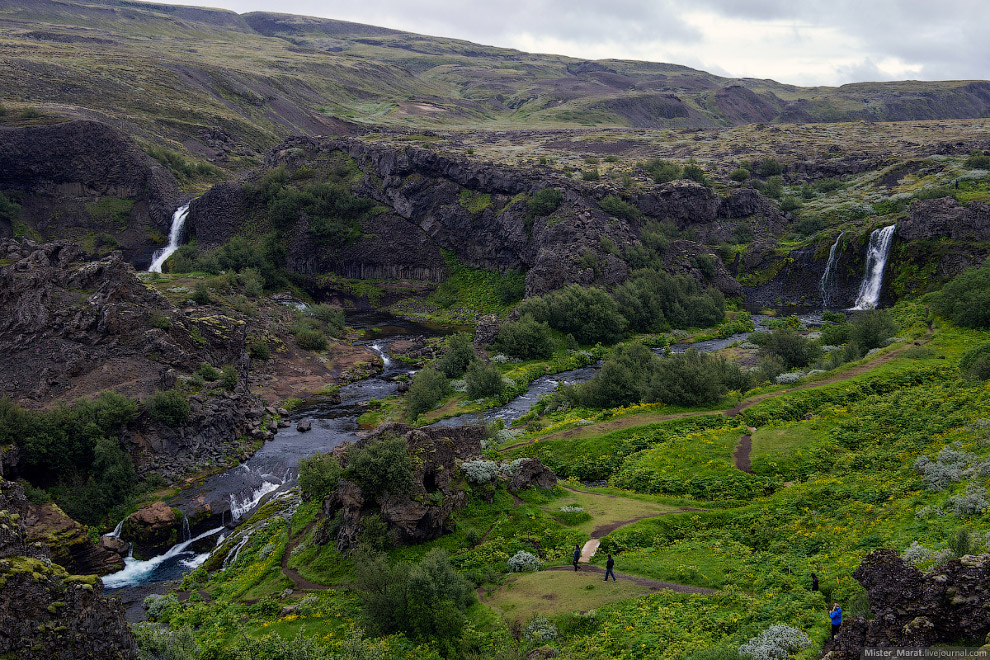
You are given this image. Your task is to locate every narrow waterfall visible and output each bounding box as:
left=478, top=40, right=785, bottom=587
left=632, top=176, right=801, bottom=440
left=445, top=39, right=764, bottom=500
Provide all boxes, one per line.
left=819, top=231, right=845, bottom=307
left=148, top=202, right=190, bottom=273
left=104, top=518, right=125, bottom=538
left=852, top=225, right=897, bottom=310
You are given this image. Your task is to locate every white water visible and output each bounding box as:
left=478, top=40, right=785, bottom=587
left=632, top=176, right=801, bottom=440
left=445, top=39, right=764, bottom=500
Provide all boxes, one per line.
left=370, top=340, right=392, bottom=369
left=819, top=231, right=845, bottom=307
left=148, top=203, right=190, bottom=273
left=104, top=518, right=125, bottom=539
left=102, top=526, right=223, bottom=589
left=229, top=479, right=281, bottom=521
left=852, top=225, right=896, bottom=310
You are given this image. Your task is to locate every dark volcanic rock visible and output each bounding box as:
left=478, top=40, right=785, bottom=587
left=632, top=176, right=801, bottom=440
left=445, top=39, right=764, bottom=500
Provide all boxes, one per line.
left=0, top=480, right=137, bottom=660
left=122, top=502, right=181, bottom=560
left=0, top=120, right=180, bottom=267
left=827, top=549, right=990, bottom=659
left=898, top=197, right=990, bottom=241
left=508, top=458, right=557, bottom=492
left=24, top=503, right=124, bottom=575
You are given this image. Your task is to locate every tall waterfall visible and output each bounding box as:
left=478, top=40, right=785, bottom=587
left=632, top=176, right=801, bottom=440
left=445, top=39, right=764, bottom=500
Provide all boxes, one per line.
left=819, top=231, right=845, bottom=307
left=148, top=202, right=190, bottom=273
left=852, top=225, right=896, bottom=310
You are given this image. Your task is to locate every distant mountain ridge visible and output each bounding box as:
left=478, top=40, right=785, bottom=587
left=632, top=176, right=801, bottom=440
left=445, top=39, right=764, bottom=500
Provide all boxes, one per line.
left=2, top=0, right=990, bottom=157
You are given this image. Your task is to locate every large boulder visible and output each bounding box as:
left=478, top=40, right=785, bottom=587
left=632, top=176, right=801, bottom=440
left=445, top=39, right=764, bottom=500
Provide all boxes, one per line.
left=509, top=458, right=558, bottom=492
left=121, top=501, right=180, bottom=560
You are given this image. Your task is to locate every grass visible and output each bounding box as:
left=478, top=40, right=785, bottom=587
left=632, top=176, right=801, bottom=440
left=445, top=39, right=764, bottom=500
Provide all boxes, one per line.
left=485, top=569, right=654, bottom=623
left=541, top=488, right=681, bottom=536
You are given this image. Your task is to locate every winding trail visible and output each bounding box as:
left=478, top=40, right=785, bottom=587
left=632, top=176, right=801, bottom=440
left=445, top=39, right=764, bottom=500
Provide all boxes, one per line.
left=734, top=431, right=754, bottom=473
left=545, top=565, right=716, bottom=594
left=280, top=520, right=327, bottom=591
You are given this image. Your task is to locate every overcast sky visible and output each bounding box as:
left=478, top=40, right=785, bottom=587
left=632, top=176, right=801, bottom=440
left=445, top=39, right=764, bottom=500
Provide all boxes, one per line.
left=162, top=0, right=986, bottom=87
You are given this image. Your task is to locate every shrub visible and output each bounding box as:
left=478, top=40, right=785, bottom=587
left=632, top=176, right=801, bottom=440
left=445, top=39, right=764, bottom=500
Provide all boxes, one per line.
left=524, top=615, right=558, bottom=642
left=849, top=309, right=897, bottom=351
left=346, top=435, right=415, bottom=501
left=465, top=360, right=504, bottom=399
left=949, top=483, right=989, bottom=517
left=729, top=168, right=750, bottom=182
left=794, top=215, right=822, bottom=236
left=132, top=623, right=199, bottom=659
left=147, top=390, right=190, bottom=426
left=248, top=340, right=270, bottom=360
left=461, top=460, right=500, bottom=486
left=295, top=328, right=328, bottom=351
left=239, top=267, right=265, bottom=298
left=436, top=333, right=476, bottom=378
left=220, top=364, right=238, bottom=391
left=0, top=191, right=20, bottom=225
left=819, top=321, right=849, bottom=346
left=297, top=452, right=342, bottom=502
left=960, top=342, right=990, bottom=380
left=190, top=282, right=210, bottom=304
left=964, top=150, right=990, bottom=170
left=581, top=169, right=600, bottom=181
left=306, top=303, right=345, bottom=337
left=599, top=195, right=642, bottom=222
left=738, top=625, right=810, bottom=660
left=150, top=314, right=171, bottom=330
left=682, top=162, right=707, bottom=185
left=196, top=362, right=220, bottom=381
left=527, top=188, right=563, bottom=216
left=757, top=158, right=784, bottom=177
left=758, top=329, right=821, bottom=370
left=648, top=349, right=750, bottom=407
left=520, top=284, right=626, bottom=345
left=494, top=314, right=554, bottom=360
left=644, top=158, right=681, bottom=183
left=507, top=550, right=543, bottom=572
left=934, top=260, right=990, bottom=328
left=143, top=594, right=179, bottom=621
left=496, top=271, right=526, bottom=304
left=406, top=367, right=452, bottom=419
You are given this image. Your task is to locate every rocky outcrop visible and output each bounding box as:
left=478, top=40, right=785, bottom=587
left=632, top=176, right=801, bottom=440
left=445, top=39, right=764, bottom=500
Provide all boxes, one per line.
left=0, top=239, right=267, bottom=480
left=0, top=120, right=180, bottom=267
left=24, top=503, right=124, bottom=575
left=318, top=423, right=485, bottom=551
left=121, top=502, right=181, bottom=560
left=0, top=480, right=136, bottom=660
left=508, top=458, right=557, bottom=492
left=826, top=549, right=990, bottom=659
left=898, top=197, right=990, bottom=241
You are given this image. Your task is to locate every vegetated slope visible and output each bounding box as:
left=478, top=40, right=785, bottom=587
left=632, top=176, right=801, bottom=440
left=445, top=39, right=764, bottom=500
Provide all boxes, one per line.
left=3, top=0, right=990, bottom=164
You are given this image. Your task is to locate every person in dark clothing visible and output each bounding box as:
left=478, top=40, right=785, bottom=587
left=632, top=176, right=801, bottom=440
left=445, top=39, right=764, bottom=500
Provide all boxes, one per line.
left=829, top=603, right=842, bottom=639
left=811, top=573, right=819, bottom=591
left=573, top=544, right=581, bottom=571
left=603, top=554, right=616, bottom=581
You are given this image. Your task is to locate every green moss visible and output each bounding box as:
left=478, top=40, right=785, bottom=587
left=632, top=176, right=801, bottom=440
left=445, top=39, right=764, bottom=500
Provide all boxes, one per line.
left=87, top=197, right=134, bottom=230
left=458, top=189, right=492, bottom=216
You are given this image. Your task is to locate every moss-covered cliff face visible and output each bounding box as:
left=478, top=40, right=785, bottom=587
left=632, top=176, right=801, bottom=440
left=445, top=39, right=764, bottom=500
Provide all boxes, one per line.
left=0, top=480, right=136, bottom=660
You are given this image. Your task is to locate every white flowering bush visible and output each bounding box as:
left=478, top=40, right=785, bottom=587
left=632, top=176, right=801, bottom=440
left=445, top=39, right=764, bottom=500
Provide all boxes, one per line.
left=560, top=505, right=585, bottom=514
left=739, top=342, right=760, bottom=350
left=775, top=372, right=804, bottom=384
left=490, top=354, right=510, bottom=364
left=495, top=428, right=523, bottom=443
left=144, top=593, right=178, bottom=620
left=901, top=541, right=953, bottom=567
left=914, top=445, right=974, bottom=491
left=821, top=345, right=841, bottom=353
left=738, top=625, right=811, bottom=660
left=949, top=483, right=988, bottom=517
left=500, top=458, right=529, bottom=477
left=461, top=460, right=500, bottom=485
left=524, top=615, right=558, bottom=642
left=508, top=550, right=542, bottom=572
left=451, top=379, right=468, bottom=393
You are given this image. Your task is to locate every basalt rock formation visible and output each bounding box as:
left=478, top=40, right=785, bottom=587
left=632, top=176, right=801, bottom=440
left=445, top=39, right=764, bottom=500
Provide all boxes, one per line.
left=0, top=120, right=181, bottom=267
left=0, top=239, right=267, bottom=481
left=121, top=501, right=182, bottom=560
left=317, top=423, right=486, bottom=550
left=825, top=549, right=990, bottom=659
left=0, top=479, right=136, bottom=660
left=24, top=502, right=124, bottom=575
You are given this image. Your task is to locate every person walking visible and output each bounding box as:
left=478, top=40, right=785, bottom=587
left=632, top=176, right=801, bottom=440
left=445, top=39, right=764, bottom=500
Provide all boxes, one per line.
left=573, top=544, right=581, bottom=571
left=829, top=603, right=843, bottom=639
left=603, top=554, right=616, bottom=581
left=811, top=573, right=819, bottom=591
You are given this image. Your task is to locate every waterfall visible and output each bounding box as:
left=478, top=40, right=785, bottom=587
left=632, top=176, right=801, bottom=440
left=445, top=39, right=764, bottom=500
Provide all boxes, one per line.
left=370, top=340, right=392, bottom=370
left=102, top=526, right=223, bottom=589
left=104, top=518, right=125, bottom=538
left=181, top=515, right=191, bottom=542
left=852, top=225, right=897, bottom=310
left=819, top=231, right=845, bottom=307
left=148, top=202, right=190, bottom=273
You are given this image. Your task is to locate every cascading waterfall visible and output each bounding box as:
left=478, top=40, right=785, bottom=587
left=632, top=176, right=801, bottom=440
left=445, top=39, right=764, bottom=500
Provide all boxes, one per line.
left=148, top=202, right=190, bottom=273
left=852, top=224, right=897, bottom=310
left=102, top=526, right=223, bottom=589
left=104, top=518, right=125, bottom=539
left=181, top=515, right=191, bottom=542
left=370, top=340, right=392, bottom=370
left=819, top=231, right=845, bottom=307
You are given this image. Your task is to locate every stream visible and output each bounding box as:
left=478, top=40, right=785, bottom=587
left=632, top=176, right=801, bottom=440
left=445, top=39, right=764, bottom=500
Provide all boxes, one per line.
left=102, top=310, right=822, bottom=596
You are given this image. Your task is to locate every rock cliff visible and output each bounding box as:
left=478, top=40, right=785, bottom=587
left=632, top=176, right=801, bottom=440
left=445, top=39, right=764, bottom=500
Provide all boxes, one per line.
left=0, top=480, right=136, bottom=660
left=0, top=120, right=181, bottom=267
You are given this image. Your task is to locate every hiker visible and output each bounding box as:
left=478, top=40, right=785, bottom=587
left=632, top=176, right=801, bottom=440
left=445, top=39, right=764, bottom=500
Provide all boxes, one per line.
left=811, top=573, right=819, bottom=591
left=829, top=603, right=842, bottom=639
left=573, top=544, right=581, bottom=571
left=603, top=554, right=616, bottom=582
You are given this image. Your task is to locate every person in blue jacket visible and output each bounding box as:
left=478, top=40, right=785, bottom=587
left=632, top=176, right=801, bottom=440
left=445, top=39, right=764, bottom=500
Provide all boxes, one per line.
left=573, top=544, right=581, bottom=571
left=603, top=554, right=616, bottom=581
left=829, top=603, right=842, bottom=639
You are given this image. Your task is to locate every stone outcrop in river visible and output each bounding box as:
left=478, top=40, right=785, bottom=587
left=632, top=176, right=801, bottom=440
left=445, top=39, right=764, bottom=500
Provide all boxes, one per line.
left=0, top=479, right=136, bottom=660
left=825, top=549, right=990, bottom=659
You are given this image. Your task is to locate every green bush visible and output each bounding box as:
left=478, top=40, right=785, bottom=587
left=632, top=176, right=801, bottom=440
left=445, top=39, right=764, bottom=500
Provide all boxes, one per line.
left=239, top=267, right=264, bottom=297
left=346, top=435, right=415, bottom=501
left=599, top=195, right=642, bottom=222
left=613, top=268, right=724, bottom=332
left=248, top=340, right=270, bottom=360
left=643, top=158, right=681, bottom=183
left=436, top=333, right=476, bottom=378
left=220, top=364, right=238, bottom=391
left=496, top=270, right=526, bottom=304
left=849, top=309, right=897, bottom=351
left=0, top=191, right=21, bottom=225
left=196, top=362, right=221, bottom=381
left=148, top=390, right=190, bottom=427
left=527, top=188, right=563, bottom=216
left=933, top=260, right=990, bottom=329
left=190, top=282, right=211, bottom=304
left=519, top=284, right=626, bottom=345
left=964, top=150, right=990, bottom=170
left=780, top=196, right=803, bottom=213
left=297, top=453, right=342, bottom=502
left=960, top=342, right=990, bottom=381
left=406, top=367, right=452, bottom=419
left=757, top=157, right=783, bottom=177
left=729, top=168, right=750, bottom=182
left=306, top=303, right=345, bottom=337
left=758, top=329, right=821, bottom=370
left=682, top=162, right=707, bottom=185
left=492, top=315, right=556, bottom=359
left=465, top=360, right=504, bottom=399
left=295, top=328, right=328, bottom=351
left=820, top=321, right=850, bottom=346
left=648, top=349, right=750, bottom=407
left=581, top=169, right=600, bottom=182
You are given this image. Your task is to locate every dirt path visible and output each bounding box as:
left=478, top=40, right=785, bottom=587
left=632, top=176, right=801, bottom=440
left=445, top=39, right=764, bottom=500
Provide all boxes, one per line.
left=734, top=434, right=753, bottom=473
left=545, top=565, right=716, bottom=594
left=280, top=520, right=327, bottom=591
left=503, top=331, right=935, bottom=452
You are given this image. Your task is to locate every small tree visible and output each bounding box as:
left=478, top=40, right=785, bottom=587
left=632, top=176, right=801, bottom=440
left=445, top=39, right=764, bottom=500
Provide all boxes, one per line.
left=406, top=367, right=452, bottom=419
left=147, top=390, right=190, bottom=426
left=297, top=452, right=341, bottom=502
left=346, top=435, right=415, bottom=500
left=436, top=333, right=476, bottom=378
left=465, top=360, right=504, bottom=399
left=849, top=309, right=897, bottom=352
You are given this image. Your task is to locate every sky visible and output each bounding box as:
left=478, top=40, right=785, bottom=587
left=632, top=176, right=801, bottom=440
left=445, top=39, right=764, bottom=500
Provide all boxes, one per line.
left=160, top=0, right=987, bottom=87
